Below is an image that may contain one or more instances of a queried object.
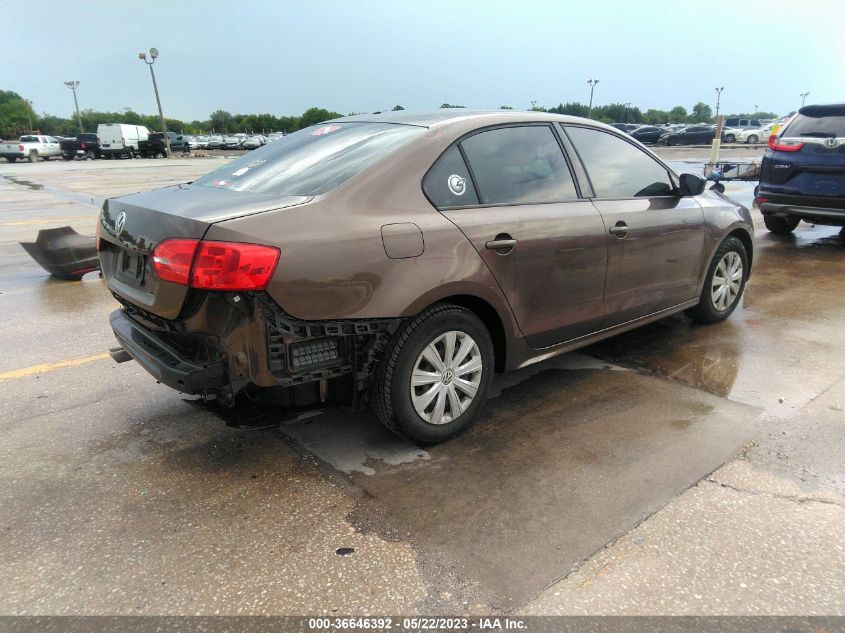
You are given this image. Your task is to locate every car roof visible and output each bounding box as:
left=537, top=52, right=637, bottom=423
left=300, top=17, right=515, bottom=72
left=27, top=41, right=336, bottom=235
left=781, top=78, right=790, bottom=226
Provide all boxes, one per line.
left=325, top=109, right=619, bottom=132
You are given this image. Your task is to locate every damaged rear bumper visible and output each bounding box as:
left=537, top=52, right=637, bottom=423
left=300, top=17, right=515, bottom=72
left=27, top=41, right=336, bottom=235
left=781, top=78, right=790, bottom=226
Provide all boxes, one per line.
left=108, top=292, right=401, bottom=408
left=110, top=310, right=227, bottom=393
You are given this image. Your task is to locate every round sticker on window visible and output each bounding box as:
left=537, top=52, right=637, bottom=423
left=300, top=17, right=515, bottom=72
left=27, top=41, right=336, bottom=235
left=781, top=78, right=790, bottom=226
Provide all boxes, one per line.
left=447, top=174, right=467, bottom=196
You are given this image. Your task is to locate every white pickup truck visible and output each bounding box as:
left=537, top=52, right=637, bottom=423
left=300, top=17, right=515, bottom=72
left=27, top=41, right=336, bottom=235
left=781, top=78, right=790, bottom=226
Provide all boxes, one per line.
left=0, top=135, right=62, bottom=162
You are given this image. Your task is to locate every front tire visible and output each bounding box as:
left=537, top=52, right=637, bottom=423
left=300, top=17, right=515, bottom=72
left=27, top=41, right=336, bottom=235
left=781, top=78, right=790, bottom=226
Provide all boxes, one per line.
left=686, top=236, right=748, bottom=324
left=374, top=304, right=494, bottom=443
left=725, top=134, right=736, bottom=143
left=763, top=214, right=799, bottom=234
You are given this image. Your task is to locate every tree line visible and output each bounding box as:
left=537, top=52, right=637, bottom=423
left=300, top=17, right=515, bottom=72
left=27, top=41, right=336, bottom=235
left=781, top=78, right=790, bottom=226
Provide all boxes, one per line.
left=0, top=88, right=778, bottom=139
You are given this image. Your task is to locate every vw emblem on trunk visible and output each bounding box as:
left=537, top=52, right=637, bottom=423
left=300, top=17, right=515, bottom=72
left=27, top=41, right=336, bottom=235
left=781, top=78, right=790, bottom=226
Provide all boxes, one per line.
left=115, top=211, right=127, bottom=235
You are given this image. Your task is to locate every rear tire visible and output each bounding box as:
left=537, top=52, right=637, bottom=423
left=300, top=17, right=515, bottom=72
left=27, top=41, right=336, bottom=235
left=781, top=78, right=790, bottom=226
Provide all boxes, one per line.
left=747, top=134, right=759, bottom=144
left=725, top=134, right=736, bottom=143
left=127, top=148, right=135, bottom=159
left=374, top=303, right=494, bottom=443
left=686, top=236, right=748, bottom=324
left=763, top=214, right=799, bottom=234
left=28, top=151, right=37, bottom=162
left=87, top=150, right=96, bottom=160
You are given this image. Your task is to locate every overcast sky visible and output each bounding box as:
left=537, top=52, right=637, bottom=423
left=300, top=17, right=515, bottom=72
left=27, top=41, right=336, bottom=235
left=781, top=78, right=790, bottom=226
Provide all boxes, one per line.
left=5, top=0, right=843, bottom=121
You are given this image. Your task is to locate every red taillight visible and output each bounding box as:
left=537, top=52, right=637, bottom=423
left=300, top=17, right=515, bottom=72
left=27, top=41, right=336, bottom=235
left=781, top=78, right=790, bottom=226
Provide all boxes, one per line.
left=191, top=241, right=280, bottom=290
left=18, top=144, right=23, bottom=152
left=151, top=239, right=279, bottom=290
left=768, top=134, right=804, bottom=152
left=81, top=142, right=86, bottom=149
left=152, top=238, right=199, bottom=285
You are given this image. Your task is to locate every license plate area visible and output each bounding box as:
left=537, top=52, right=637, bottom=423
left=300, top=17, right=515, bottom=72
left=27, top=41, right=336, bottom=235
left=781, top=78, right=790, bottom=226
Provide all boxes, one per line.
left=114, top=249, right=147, bottom=286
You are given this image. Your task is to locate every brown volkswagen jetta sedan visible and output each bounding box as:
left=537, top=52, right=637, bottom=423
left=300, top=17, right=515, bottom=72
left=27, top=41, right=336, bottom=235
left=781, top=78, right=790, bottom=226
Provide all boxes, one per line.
left=98, top=111, right=753, bottom=442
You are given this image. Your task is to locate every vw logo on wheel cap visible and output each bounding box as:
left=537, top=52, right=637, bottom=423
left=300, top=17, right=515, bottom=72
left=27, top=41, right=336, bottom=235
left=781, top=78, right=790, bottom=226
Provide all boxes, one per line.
left=115, top=211, right=127, bottom=235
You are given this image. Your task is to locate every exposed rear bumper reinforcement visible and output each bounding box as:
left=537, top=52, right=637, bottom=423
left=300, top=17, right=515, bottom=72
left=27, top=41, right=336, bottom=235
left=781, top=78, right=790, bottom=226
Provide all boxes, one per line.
left=109, top=310, right=227, bottom=393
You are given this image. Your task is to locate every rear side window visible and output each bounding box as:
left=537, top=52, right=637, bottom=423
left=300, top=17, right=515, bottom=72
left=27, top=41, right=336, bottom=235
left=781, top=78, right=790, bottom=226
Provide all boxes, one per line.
left=460, top=125, right=577, bottom=205
left=20, top=136, right=38, bottom=143
left=194, top=122, right=424, bottom=196
left=566, top=126, right=674, bottom=198
left=423, top=146, right=479, bottom=207
left=783, top=110, right=845, bottom=138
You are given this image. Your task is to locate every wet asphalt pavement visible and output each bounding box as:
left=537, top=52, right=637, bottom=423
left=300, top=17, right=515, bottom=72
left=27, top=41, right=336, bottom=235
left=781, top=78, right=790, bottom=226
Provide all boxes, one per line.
left=0, top=148, right=843, bottom=615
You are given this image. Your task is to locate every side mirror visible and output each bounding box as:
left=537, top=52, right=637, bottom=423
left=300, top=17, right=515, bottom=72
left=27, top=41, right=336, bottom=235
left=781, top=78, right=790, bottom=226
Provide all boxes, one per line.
left=679, top=173, right=706, bottom=196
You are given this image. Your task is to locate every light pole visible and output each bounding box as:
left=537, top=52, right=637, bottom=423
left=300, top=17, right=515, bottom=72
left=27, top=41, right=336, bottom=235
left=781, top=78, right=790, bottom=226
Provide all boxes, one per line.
left=754, top=104, right=758, bottom=114
left=624, top=101, right=631, bottom=123
left=64, top=81, right=83, bottom=133
left=587, top=79, right=599, bottom=118
left=714, top=86, right=724, bottom=118
left=800, top=92, right=809, bottom=107
left=24, top=99, right=34, bottom=132
left=138, top=48, right=171, bottom=157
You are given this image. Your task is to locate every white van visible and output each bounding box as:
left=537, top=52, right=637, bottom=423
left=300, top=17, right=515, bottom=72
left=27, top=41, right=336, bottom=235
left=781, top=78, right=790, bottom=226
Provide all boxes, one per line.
left=97, top=123, right=150, bottom=158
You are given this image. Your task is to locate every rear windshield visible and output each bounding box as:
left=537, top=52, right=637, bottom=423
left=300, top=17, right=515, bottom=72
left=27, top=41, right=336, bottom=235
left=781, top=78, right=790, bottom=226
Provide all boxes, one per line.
left=20, top=136, right=38, bottom=143
left=194, top=122, right=424, bottom=196
left=784, top=110, right=845, bottom=138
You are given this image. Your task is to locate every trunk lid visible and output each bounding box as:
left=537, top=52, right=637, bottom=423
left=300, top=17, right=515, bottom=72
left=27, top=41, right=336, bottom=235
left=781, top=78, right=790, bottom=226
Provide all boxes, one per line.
left=98, top=184, right=310, bottom=319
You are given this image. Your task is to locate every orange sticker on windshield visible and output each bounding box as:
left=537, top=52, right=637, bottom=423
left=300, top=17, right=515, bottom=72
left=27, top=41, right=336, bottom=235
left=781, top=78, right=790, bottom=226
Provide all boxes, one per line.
left=311, top=125, right=341, bottom=136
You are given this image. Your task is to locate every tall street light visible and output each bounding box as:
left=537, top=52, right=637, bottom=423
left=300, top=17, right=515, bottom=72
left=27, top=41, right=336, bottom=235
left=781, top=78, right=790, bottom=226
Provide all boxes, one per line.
left=587, top=78, right=599, bottom=119
left=714, top=86, right=724, bottom=118
left=800, top=92, right=810, bottom=107
left=625, top=101, right=631, bottom=123
left=138, top=47, right=171, bottom=157
left=64, top=81, right=83, bottom=133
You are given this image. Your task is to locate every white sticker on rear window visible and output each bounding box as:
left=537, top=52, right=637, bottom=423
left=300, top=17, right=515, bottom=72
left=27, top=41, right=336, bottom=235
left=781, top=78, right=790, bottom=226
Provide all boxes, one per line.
left=311, top=125, right=341, bottom=136
left=447, top=174, right=467, bottom=196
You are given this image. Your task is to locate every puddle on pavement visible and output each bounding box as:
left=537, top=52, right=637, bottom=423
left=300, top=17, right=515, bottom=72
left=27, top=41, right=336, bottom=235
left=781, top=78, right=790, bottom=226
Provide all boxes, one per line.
left=2, top=174, right=103, bottom=208
left=347, top=368, right=760, bottom=610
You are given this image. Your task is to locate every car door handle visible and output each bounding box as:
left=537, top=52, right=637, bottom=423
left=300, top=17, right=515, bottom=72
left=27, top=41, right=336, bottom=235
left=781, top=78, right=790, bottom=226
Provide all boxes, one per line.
left=608, top=222, right=630, bottom=238
left=485, top=235, right=517, bottom=253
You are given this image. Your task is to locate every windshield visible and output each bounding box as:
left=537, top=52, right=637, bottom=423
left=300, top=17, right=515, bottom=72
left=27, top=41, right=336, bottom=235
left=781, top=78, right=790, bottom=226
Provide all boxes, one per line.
left=194, top=122, right=424, bottom=196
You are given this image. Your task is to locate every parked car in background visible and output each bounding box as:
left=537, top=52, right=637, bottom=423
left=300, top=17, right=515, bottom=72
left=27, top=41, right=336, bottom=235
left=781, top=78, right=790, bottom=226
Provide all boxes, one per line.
left=207, top=135, right=224, bottom=149
left=611, top=123, right=639, bottom=133
left=723, top=117, right=764, bottom=130
left=194, top=135, right=209, bottom=149
left=0, top=134, right=62, bottom=162
left=629, top=125, right=663, bottom=144
left=242, top=136, right=263, bottom=150
left=98, top=123, right=149, bottom=158
left=737, top=124, right=774, bottom=144
left=99, top=110, right=753, bottom=442
left=223, top=135, right=240, bottom=149
left=757, top=103, right=845, bottom=234
left=59, top=133, right=101, bottom=160
left=721, top=127, right=743, bottom=143
left=140, top=132, right=190, bottom=157
left=658, top=125, right=716, bottom=146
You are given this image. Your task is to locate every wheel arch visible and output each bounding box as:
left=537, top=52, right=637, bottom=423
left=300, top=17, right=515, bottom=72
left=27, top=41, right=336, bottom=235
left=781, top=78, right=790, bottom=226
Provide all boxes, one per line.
left=727, top=228, right=754, bottom=277
left=438, top=294, right=507, bottom=372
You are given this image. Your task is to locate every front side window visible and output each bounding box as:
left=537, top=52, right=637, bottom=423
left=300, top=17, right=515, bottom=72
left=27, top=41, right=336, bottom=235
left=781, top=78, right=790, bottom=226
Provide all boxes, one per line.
left=566, top=126, right=674, bottom=198
left=423, top=146, right=479, bottom=208
left=460, top=125, right=577, bottom=205
left=194, top=122, right=424, bottom=196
